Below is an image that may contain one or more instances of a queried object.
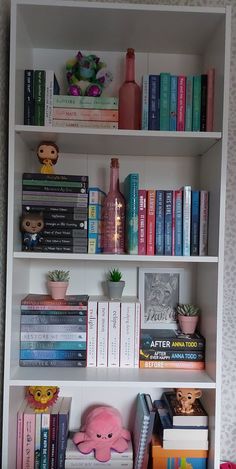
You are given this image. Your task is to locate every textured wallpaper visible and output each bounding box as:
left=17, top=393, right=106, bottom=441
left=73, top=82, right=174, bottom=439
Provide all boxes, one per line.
left=0, top=0, right=235, bottom=463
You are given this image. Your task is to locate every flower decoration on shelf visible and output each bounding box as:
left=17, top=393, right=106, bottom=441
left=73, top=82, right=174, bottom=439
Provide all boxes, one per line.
left=26, top=386, right=60, bottom=413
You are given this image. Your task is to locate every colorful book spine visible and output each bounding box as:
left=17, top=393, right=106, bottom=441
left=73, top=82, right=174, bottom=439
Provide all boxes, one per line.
left=191, top=190, right=200, bottom=255
left=53, top=119, right=118, bottom=128
left=148, top=75, right=159, bottom=130
left=49, top=398, right=63, bottom=469
left=21, top=332, right=86, bottom=341
left=141, top=74, right=149, bottom=130
left=200, top=74, right=208, bottom=131
left=23, top=173, right=89, bottom=183
left=160, top=73, right=170, bottom=130
left=108, top=301, right=121, bottom=368
left=199, top=190, right=209, bottom=256
left=21, top=305, right=87, bottom=311
left=172, top=191, right=176, bottom=256
left=174, top=189, right=183, bottom=256
left=164, top=190, right=173, bottom=255
left=20, top=350, right=86, bottom=360
left=177, top=76, right=186, bottom=131
left=21, top=324, right=86, bottom=333
left=139, top=360, right=205, bottom=369
left=20, top=359, right=86, bottom=367
left=138, top=189, right=147, bottom=255
left=16, top=399, right=28, bottom=469
left=24, top=70, right=34, bottom=125
left=40, top=412, right=50, bottom=469
left=34, top=70, right=45, bottom=126
left=97, top=299, right=109, bottom=367
left=155, top=190, right=165, bottom=255
left=86, top=299, right=98, bottom=367
left=53, top=108, right=118, bottom=121
left=88, top=204, right=102, bottom=220
left=22, top=407, right=35, bottom=469
left=185, top=75, right=193, bottom=131
left=87, top=234, right=101, bottom=254
left=169, top=75, right=177, bottom=131
left=125, top=173, right=139, bottom=255
left=21, top=341, right=86, bottom=350
left=134, top=301, right=141, bottom=368
left=120, top=300, right=135, bottom=368
left=206, top=68, right=215, bottom=132
left=35, top=413, right=41, bottom=469
left=53, top=95, right=118, bottom=109
left=146, top=190, right=156, bottom=256
left=192, top=75, right=201, bottom=131
left=182, top=186, right=191, bottom=256
left=88, top=188, right=104, bottom=254
left=89, top=187, right=106, bottom=205
left=139, top=350, right=205, bottom=361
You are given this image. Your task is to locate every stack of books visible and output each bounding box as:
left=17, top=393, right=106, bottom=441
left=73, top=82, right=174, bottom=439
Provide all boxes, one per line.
left=141, top=70, right=215, bottom=132
left=20, top=294, right=88, bottom=367
left=22, top=173, right=88, bottom=253
left=139, top=329, right=205, bottom=370
left=17, top=396, right=72, bottom=469
left=52, top=95, right=119, bottom=128
left=132, top=393, right=155, bottom=469
left=65, top=433, right=133, bottom=468
left=88, top=187, right=106, bottom=254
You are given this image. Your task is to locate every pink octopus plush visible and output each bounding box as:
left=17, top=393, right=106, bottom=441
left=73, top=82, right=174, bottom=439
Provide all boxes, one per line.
left=73, top=406, right=131, bottom=462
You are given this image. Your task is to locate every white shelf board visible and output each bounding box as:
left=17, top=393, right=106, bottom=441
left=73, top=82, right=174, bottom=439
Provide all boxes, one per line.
left=10, top=367, right=216, bottom=388
left=14, top=252, right=218, bottom=263
left=15, top=126, right=222, bottom=157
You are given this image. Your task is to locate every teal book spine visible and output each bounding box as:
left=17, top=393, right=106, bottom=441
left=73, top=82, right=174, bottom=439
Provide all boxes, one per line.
left=160, top=73, right=170, bottom=130
left=185, top=75, right=193, bottom=131
left=141, top=74, right=149, bottom=130
left=125, top=173, right=139, bottom=254
left=192, top=75, right=201, bottom=131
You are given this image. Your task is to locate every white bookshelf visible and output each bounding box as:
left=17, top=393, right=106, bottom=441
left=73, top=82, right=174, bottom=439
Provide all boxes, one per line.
left=2, top=1, right=231, bottom=468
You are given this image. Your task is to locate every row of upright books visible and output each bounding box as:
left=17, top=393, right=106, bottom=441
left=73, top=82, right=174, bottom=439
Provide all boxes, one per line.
left=141, top=70, right=215, bottom=132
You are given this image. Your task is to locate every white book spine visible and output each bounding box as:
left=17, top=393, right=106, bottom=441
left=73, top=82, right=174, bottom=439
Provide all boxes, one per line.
left=86, top=300, right=98, bottom=367
left=108, top=301, right=121, bottom=368
left=53, top=119, right=118, bottom=129
left=44, top=70, right=54, bottom=126
left=199, top=190, right=209, bottom=256
left=120, top=302, right=135, bottom=368
left=183, top=185, right=191, bottom=256
left=97, top=301, right=108, bottom=367
left=134, top=302, right=141, bottom=368
left=65, top=460, right=133, bottom=468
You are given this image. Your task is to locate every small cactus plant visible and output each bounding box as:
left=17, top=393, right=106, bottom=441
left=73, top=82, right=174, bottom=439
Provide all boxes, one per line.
left=48, top=269, right=70, bottom=282
left=176, top=304, right=200, bottom=317
left=107, top=268, right=123, bottom=282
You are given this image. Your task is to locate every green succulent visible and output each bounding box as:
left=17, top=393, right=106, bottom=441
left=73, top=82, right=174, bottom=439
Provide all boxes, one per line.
left=48, top=269, right=70, bottom=282
left=176, top=303, right=200, bottom=317
left=107, top=268, right=123, bottom=282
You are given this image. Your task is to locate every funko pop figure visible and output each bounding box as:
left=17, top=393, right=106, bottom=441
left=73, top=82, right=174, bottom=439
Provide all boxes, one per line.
left=37, top=141, right=59, bottom=174
left=21, top=211, right=44, bottom=251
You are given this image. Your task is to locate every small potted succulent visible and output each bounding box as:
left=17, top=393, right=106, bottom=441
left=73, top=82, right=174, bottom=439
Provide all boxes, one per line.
left=107, top=268, right=125, bottom=300
left=176, top=303, right=200, bottom=334
left=47, top=269, right=70, bottom=300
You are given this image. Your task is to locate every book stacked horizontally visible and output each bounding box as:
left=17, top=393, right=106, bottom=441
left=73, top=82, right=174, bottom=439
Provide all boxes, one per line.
left=139, top=329, right=205, bottom=370
left=22, top=173, right=88, bottom=253
left=17, top=396, right=72, bottom=469
left=65, top=434, right=133, bottom=468
left=20, top=294, right=88, bottom=367
left=53, top=95, right=119, bottom=129
left=88, top=187, right=106, bottom=254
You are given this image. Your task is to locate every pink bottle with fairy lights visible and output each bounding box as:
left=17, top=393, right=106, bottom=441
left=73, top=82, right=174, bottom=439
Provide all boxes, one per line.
left=102, top=158, right=125, bottom=254
left=118, top=48, right=141, bottom=130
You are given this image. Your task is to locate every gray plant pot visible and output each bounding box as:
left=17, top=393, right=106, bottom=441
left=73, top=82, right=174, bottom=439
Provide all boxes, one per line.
left=107, top=280, right=125, bottom=300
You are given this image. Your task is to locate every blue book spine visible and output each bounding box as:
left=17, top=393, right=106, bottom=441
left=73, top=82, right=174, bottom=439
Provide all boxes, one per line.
left=160, top=73, right=170, bottom=131
left=183, top=186, right=192, bottom=256
left=21, top=341, right=86, bottom=350
left=185, top=75, right=193, bottom=131
left=170, top=75, right=177, bottom=131
left=125, top=173, right=139, bottom=254
left=40, top=413, right=50, bottom=469
left=20, top=349, right=86, bottom=360
left=191, top=190, right=200, bottom=255
left=164, top=191, right=173, bottom=255
left=141, top=75, right=149, bottom=130
left=148, top=75, right=160, bottom=130
left=174, top=190, right=183, bottom=256
left=155, top=190, right=165, bottom=255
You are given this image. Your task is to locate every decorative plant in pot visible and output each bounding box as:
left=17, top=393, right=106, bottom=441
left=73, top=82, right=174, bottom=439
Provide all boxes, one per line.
left=47, top=269, right=70, bottom=300
left=176, top=303, right=200, bottom=334
left=107, top=268, right=125, bottom=300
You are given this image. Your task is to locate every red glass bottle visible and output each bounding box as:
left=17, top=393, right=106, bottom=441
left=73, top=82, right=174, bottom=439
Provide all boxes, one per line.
left=118, top=48, right=141, bottom=130
left=102, top=158, right=125, bottom=254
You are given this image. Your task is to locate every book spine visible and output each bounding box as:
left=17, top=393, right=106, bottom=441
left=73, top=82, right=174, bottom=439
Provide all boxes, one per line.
left=21, top=324, right=86, bottom=333
left=134, top=302, right=141, bottom=368
left=65, top=461, right=133, bottom=468
left=88, top=204, right=102, bottom=219
left=49, top=413, right=58, bottom=469
left=23, top=182, right=88, bottom=192
left=23, top=173, right=89, bottom=183
left=44, top=70, right=54, bottom=126
left=88, top=219, right=101, bottom=234
left=53, top=95, right=118, bottom=109
left=21, top=305, right=87, bottom=311
left=34, top=70, right=45, bottom=126
left=86, top=300, right=98, bottom=367
left=96, top=301, right=108, bottom=367
left=35, top=413, right=41, bottom=469
left=169, top=75, right=177, bottom=131
left=172, top=190, right=176, bottom=255
left=185, top=75, right=193, bottom=131
left=24, top=245, right=87, bottom=253
left=21, top=341, right=86, bottom=351
left=191, top=190, right=200, bottom=255
left=108, top=301, right=121, bottom=367
left=20, top=350, right=86, bottom=360
left=89, top=188, right=106, bottom=205
left=22, top=192, right=88, bottom=201
left=148, top=75, right=158, bottom=130
left=43, top=221, right=87, bottom=231
left=16, top=402, right=27, bottom=469
left=42, top=229, right=87, bottom=238
left=53, top=108, right=118, bottom=122
left=53, top=119, right=118, bottom=128
left=155, top=190, right=165, bottom=255
left=23, top=412, right=35, bottom=469
left=177, top=75, right=186, bottom=131
left=140, top=335, right=205, bottom=351
left=139, top=350, right=205, bottom=361
left=120, top=302, right=135, bottom=368
left=183, top=186, right=191, bottom=256
left=21, top=295, right=88, bottom=306
left=164, top=190, right=173, bottom=255
left=206, top=68, right=215, bottom=132
left=146, top=190, right=156, bottom=256
left=192, top=75, right=201, bottom=131
left=24, top=70, right=34, bottom=125
left=139, top=360, right=205, bottom=369
left=20, top=359, right=86, bottom=367
left=21, top=314, right=86, bottom=325
left=160, top=73, right=170, bottom=130
left=58, top=410, right=70, bottom=469
left=125, top=174, right=139, bottom=255
left=138, top=190, right=146, bottom=255
left=199, top=190, right=209, bottom=256
left=22, top=200, right=88, bottom=211
left=200, top=74, right=208, bottom=131
left=141, top=74, right=149, bottom=130
left=87, top=234, right=102, bottom=254
left=21, top=332, right=86, bottom=341
left=174, top=189, right=183, bottom=256
left=36, top=238, right=88, bottom=247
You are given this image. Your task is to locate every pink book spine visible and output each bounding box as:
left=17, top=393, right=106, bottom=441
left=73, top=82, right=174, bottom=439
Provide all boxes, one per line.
left=146, top=190, right=156, bottom=255
left=177, top=76, right=186, bottom=131
left=172, top=191, right=176, bottom=255
left=206, top=68, right=215, bottom=132
left=21, top=305, right=86, bottom=311
left=22, top=411, right=35, bottom=469
left=138, top=190, right=147, bottom=255
left=53, top=108, right=118, bottom=122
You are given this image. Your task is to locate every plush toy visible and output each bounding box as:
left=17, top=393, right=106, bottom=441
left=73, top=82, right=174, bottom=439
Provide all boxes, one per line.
left=26, top=386, right=60, bottom=413
left=37, top=141, right=59, bottom=174
left=66, top=51, right=113, bottom=97
left=20, top=211, right=44, bottom=251
left=73, top=406, right=130, bottom=462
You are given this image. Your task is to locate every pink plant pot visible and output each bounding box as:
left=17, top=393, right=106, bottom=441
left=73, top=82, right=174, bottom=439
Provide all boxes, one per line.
left=47, top=281, right=69, bottom=300
left=178, top=315, right=199, bottom=334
